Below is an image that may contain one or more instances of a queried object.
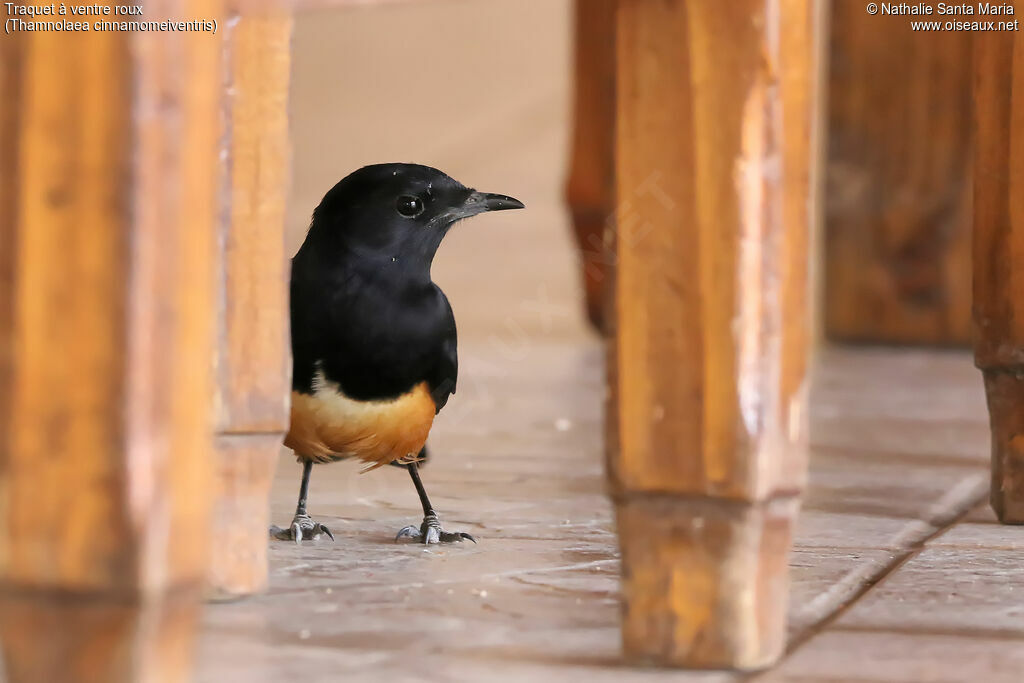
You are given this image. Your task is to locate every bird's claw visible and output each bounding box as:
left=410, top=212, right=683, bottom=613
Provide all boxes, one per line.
left=395, top=514, right=476, bottom=545
left=269, top=513, right=335, bottom=543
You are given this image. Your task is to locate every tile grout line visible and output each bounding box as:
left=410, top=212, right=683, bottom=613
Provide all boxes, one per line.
left=746, top=483, right=991, bottom=679
left=820, top=623, right=1024, bottom=642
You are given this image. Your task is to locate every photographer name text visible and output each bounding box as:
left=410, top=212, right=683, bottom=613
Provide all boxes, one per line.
left=879, top=2, right=1014, bottom=15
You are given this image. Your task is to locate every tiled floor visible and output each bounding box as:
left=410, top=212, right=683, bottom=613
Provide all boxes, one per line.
left=195, top=341, right=1012, bottom=682
left=194, top=2, right=1024, bottom=680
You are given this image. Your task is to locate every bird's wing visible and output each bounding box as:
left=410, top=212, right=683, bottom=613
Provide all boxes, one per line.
left=428, top=291, right=458, bottom=413
left=289, top=256, right=320, bottom=393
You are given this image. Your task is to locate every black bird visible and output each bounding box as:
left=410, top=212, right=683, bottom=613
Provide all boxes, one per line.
left=270, top=163, right=524, bottom=544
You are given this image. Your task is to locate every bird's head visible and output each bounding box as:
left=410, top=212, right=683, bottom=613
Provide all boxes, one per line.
left=305, top=163, right=524, bottom=278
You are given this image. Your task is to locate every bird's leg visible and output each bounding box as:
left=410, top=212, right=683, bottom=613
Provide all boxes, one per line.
left=269, top=459, right=335, bottom=543
left=395, top=461, right=475, bottom=544
left=388, top=444, right=430, bottom=469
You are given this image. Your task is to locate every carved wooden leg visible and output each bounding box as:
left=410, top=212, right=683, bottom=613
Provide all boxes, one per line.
left=208, top=7, right=293, bottom=599
left=0, top=4, right=222, bottom=682
left=609, top=0, right=822, bottom=669
left=825, top=6, right=973, bottom=346
left=565, top=0, right=616, bottom=332
left=973, top=19, right=1024, bottom=524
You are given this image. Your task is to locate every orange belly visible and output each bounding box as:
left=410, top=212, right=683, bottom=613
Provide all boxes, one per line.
left=285, top=378, right=436, bottom=469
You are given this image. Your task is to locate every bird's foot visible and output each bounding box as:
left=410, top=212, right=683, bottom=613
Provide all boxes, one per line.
left=395, top=513, right=476, bottom=545
left=269, top=513, right=335, bottom=543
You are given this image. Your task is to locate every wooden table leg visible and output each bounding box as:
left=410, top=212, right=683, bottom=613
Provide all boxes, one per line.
left=565, top=0, right=616, bottom=332
left=610, top=0, right=822, bottom=669
left=825, top=6, right=973, bottom=347
left=208, top=7, right=293, bottom=599
left=0, top=3, right=222, bottom=681
left=973, top=17, right=1024, bottom=524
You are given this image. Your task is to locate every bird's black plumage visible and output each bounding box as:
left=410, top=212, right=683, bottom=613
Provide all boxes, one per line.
left=290, top=224, right=459, bottom=411
left=272, top=163, right=523, bottom=544
left=290, top=164, right=472, bottom=411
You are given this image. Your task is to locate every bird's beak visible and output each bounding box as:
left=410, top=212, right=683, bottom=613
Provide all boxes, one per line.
left=478, top=192, right=526, bottom=212
left=455, top=191, right=526, bottom=220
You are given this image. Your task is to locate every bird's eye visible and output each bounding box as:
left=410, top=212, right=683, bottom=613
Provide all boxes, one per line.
left=395, top=195, right=424, bottom=218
